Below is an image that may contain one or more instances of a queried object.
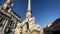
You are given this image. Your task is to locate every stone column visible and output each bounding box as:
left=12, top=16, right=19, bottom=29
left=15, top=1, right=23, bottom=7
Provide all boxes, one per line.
left=0, top=18, right=8, bottom=34
left=3, top=19, right=8, bottom=31
left=0, top=17, right=6, bottom=31
left=2, top=19, right=6, bottom=29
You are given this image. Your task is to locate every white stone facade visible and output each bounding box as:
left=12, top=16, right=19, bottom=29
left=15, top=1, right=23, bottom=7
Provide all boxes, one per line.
left=0, top=0, right=43, bottom=34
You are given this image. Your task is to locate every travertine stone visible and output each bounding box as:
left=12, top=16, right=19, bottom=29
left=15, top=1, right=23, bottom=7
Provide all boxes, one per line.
left=0, top=0, right=43, bottom=34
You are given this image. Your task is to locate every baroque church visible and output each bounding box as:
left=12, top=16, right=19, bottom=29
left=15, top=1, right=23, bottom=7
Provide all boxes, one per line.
left=0, top=0, right=43, bottom=34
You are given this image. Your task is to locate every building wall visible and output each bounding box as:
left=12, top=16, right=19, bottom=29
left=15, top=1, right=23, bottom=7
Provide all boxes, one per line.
left=0, top=10, right=21, bottom=34
left=43, top=18, right=60, bottom=34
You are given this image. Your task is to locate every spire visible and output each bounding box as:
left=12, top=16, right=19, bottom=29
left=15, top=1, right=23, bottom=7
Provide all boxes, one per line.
left=26, top=0, right=32, bottom=18
left=28, top=0, right=31, bottom=11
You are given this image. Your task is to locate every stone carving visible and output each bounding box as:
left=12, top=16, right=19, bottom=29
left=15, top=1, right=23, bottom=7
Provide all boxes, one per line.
left=0, top=0, right=13, bottom=13
left=0, top=0, right=43, bottom=34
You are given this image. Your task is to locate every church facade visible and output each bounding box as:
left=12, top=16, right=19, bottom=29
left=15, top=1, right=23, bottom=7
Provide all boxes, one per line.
left=0, top=0, right=43, bottom=34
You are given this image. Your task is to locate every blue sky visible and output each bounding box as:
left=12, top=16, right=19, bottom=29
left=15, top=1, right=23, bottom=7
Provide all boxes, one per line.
left=0, top=0, right=60, bottom=28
